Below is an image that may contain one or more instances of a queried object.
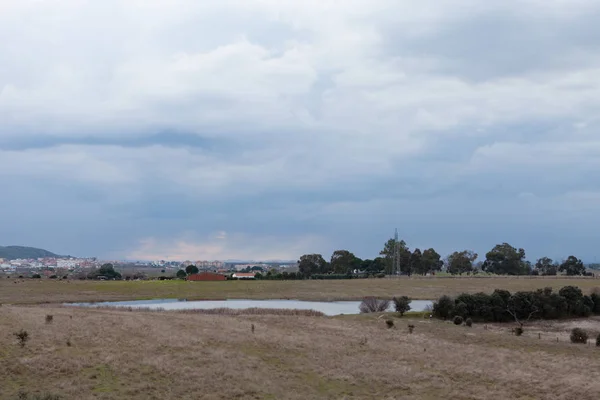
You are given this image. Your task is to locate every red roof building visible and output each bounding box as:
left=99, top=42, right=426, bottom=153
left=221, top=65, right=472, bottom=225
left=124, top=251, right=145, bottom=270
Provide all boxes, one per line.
left=187, top=272, right=227, bottom=281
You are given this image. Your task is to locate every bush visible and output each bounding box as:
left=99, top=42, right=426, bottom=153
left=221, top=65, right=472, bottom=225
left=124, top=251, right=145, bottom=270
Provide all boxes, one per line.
left=49, top=275, right=57, bottom=279
left=453, top=316, right=463, bottom=325
left=570, top=328, right=588, bottom=344
left=432, top=295, right=454, bottom=320
left=376, top=273, right=386, bottom=278
left=392, top=296, right=411, bottom=316
left=515, top=326, right=524, bottom=336
left=596, top=333, right=600, bottom=347
left=31, top=274, right=41, bottom=279
left=14, top=329, right=29, bottom=347
left=465, top=318, right=473, bottom=327
left=45, top=315, right=53, bottom=324
left=385, top=319, right=394, bottom=328
left=454, top=301, right=468, bottom=318
left=359, top=297, right=390, bottom=313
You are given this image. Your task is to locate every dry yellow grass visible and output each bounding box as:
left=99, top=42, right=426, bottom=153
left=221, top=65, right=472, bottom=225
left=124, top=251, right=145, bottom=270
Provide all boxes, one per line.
left=2, top=276, right=600, bottom=305
left=2, top=305, right=600, bottom=400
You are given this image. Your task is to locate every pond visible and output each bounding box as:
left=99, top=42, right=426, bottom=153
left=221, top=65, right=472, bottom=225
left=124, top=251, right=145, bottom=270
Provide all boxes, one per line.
left=67, top=299, right=434, bottom=316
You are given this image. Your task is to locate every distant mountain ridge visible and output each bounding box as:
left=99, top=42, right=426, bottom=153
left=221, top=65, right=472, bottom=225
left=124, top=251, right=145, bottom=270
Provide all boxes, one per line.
left=0, top=245, right=61, bottom=260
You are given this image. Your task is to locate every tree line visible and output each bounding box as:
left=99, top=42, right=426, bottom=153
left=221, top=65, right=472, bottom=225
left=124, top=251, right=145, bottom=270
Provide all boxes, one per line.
left=432, top=286, right=600, bottom=323
left=296, top=239, right=590, bottom=278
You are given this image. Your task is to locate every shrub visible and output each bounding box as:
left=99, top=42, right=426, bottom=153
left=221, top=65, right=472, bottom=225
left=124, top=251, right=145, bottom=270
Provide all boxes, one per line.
left=432, top=295, right=454, bottom=320
left=385, top=319, right=394, bottom=328
left=45, top=315, right=53, bottom=324
left=14, top=329, right=29, bottom=347
left=392, top=296, right=412, bottom=316
left=570, top=328, right=588, bottom=344
left=454, top=301, right=468, bottom=318
left=359, top=297, right=390, bottom=313
left=515, top=326, right=524, bottom=336
left=31, top=274, right=41, bottom=279
left=596, top=333, right=600, bottom=347
left=465, top=318, right=473, bottom=327
left=376, top=273, right=386, bottom=278
left=453, top=316, right=463, bottom=325
left=408, top=324, right=415, bottom=334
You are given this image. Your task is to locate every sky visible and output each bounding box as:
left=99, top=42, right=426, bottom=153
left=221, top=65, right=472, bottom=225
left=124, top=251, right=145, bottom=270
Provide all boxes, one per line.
left=1, top=0, right=600, bottom=263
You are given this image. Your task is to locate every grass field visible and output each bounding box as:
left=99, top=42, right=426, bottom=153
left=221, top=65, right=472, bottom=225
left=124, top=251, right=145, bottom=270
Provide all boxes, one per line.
left=2, top=305, right=600, bottom=400
left=2, top=276, right=600, bottom=305
left=3, top=277, right=600, bottom=399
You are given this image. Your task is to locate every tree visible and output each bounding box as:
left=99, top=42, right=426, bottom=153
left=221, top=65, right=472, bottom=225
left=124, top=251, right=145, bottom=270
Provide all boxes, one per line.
left=410, top=249, right=423, bottom=275
left=380, top=238, right=408, bottom=275
left=433, top=295, right=454, bottom=320
left=361, top=258, right=386, bottom=274
left=446, top=250, right=478, bottom=275
left=176, top=270, right=187, bottom=279
left=393, top=296, right=412, bottom=316
left=559, top=256, right=585, bottom=276
left=298, top=254, right=328, bottom=278
left=330, top=250, right=361, bottom=274
left=535, top=257, right=557, bottom=276
left=421, top=248, right=443, bottom=274
left=481, top=243, right=528, bottom=275
left=185, top=265, right=199, bottom=275
left=88, top=263, right=122, bottom=280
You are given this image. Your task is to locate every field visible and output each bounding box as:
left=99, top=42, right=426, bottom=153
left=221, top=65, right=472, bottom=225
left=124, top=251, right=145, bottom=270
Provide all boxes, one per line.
left=2, top=276, right=600, bottom=305
left=2, top=305, right=600, bottom=400
left=2, top=277, right=600, bottom=399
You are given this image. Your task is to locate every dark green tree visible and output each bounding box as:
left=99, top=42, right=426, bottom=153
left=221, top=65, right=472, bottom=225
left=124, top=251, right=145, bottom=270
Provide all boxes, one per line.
left=421, top=248, right=443, bottom=274
left=185, top=265, right=199, bottom=275
left=361, top=258, right=386, bottom=273
left=88, top=263, right=122, bottom=280
left=446, top=250, right=478, bottom=275
left=482, top=243, right=528, bottom=275
left=433, top=295, right=454, bottom=320
left=330, top=250, right=361, bottom=274
left=535, top=257, right=557, bottom=276
left=176, top=270, right=187, bottom=279
left=559, top=256, right=585, bottom=276
left=393, top=296, right=412, bottom=316
left=410, top=249, right=423, bottom=275
left=298, top=254, right=328, bottom=278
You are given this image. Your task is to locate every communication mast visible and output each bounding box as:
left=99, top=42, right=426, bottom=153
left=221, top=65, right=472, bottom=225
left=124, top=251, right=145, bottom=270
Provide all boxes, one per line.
left=393, top=228, right=401, bottom=275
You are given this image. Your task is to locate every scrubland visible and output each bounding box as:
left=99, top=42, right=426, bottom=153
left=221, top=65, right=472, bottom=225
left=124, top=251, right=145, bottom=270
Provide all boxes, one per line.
left=2, top=305, right=600, bottom=400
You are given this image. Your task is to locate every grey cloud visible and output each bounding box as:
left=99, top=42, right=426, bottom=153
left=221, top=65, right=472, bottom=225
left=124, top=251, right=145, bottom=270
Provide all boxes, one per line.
left=383, top=4, right=600, bottom=81
left=1, top=1, right=600, bottom=262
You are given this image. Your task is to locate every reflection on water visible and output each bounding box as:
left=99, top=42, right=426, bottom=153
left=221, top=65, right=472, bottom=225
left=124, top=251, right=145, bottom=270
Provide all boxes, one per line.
left=68, top=299, right=434, bottom=316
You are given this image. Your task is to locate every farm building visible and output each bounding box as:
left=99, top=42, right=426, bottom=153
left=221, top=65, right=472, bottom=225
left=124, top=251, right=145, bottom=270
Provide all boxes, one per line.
left=187, top=272, right=227, bottom=281
left=232, top=272, right=256, bottom=279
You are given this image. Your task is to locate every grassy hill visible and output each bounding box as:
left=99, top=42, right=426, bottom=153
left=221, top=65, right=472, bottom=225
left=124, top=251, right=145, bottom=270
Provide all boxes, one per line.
left=0, top=245, right=60, bottom=260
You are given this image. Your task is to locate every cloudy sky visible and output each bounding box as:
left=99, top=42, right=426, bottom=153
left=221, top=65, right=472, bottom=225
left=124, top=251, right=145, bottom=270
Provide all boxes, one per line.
left=1, top=0, right=600, bottom=262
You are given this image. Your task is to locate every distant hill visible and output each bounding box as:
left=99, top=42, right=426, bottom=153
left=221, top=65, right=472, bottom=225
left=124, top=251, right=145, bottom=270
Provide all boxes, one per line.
left=0, top=246, right=61, bottom=260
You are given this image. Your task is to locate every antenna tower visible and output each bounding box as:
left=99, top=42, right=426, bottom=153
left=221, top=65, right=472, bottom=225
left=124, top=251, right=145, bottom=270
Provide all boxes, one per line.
left=393, top=228, right=401, bottom=275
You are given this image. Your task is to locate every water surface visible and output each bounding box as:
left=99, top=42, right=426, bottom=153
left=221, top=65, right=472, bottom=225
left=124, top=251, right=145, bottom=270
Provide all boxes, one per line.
left=68, top=299, right=434, bottom=316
